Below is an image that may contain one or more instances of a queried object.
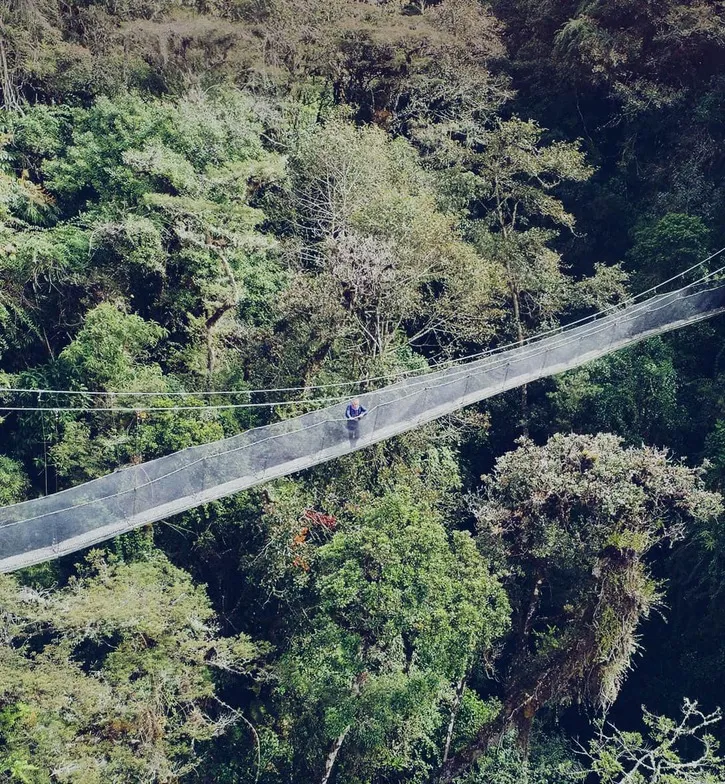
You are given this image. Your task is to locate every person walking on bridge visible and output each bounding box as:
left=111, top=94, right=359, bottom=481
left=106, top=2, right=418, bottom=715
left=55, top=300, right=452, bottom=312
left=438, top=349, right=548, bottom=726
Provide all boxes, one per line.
left=345, top=398, right=367, bottom=443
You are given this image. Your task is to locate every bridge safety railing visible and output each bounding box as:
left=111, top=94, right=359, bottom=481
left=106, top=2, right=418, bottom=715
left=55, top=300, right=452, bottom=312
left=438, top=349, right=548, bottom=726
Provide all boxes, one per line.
left=1, top=277, right=725, bottom=572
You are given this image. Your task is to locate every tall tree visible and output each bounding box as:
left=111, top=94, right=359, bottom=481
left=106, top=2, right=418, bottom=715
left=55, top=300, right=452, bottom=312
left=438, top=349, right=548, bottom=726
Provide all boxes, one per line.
left=0, top=554, right=264, bottom=782
left=276, top=488, right=509, bottom=783
left=426, top=116, right=624, bottom=430
left=277, top=117, right=505, bottom=374
left=443, top=433, right=722, bottom=779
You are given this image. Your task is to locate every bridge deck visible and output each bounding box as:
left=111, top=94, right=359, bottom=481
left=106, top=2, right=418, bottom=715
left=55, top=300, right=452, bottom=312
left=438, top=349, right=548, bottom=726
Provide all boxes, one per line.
left=2, top=281, right=724, bottom=573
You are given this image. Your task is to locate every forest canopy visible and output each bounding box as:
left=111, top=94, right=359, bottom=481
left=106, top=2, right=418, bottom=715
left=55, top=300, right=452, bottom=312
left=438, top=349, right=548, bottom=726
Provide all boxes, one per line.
left=2, top=1, right=725, bottom=783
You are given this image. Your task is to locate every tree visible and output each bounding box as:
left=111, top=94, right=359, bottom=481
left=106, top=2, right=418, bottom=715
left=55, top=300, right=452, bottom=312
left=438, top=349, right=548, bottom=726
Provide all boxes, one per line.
left=277, top=117, right=506, bottom=373
left=627, top=213, right=711, bottom=289
left=391, top=0, right=511, bottom=133
left=424, top=116, right=625, bottom=430
left=0, top=131, right=57, bottom=365
left=443, top=433, right=722, bottom=779
left=456, top=701, right=725, bottom=784
left=4, top=92, right=285, bottom=384
left=276, top=487, right=510, bottom=783
left=44, top=303, right=221, bottom=484
left=584, top=699, right=725, bottom=784
left=0, top=454, right=28, bottom=505
left=552, top=0, right=725, bottom=116
left=547, top=339, right=680, bottom=445
left=231, top=0, right=508, bottom=128
left=0, top=91, right=288, bottom=493
left=455, top=730, right=583, bottom=784
left=57, top=302, right=166, bottom=392
left=0, top=553, right=265, bottom=782
left=460, top=117, right=595, bottom=345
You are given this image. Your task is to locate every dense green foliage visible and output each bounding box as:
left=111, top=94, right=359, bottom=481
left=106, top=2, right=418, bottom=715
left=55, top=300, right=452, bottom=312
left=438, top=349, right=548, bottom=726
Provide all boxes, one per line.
left=0, top=555, right=264, bottom=782
left=2, top=1, right=725, bottom=782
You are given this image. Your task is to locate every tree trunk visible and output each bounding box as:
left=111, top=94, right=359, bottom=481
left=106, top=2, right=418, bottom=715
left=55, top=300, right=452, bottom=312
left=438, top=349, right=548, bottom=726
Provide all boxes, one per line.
left=512, top=706, right=535, bottom=752
left=321, top=726, right=351, bottom=784
left=320, top=671, right=366, bottom=784
left=506, top=270, right=529, bottom=436
left=442, top=675, right=467, bottom=765
left=516, top=575, right=543, bottom=649
left=0, top=39, right=21, bottom=112
left=205, top=301, right=235, bottom=385
left=205, top=254, right=239, bottom=386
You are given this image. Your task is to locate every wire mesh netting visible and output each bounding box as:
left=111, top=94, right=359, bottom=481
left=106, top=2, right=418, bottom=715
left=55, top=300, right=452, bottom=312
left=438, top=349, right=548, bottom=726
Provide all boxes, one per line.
left=1, top=280, right=725, bottom=573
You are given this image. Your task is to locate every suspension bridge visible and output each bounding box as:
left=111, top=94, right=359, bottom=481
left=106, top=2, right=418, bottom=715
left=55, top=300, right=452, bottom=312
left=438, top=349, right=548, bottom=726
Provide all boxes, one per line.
left=1, top=267, right=725, bottom=573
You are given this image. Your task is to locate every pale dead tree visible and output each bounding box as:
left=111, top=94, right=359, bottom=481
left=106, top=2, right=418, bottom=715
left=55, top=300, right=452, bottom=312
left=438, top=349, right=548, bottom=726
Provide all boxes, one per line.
left=294, top=157, right=368, bottom=239
left=582, top=699, right=724, bottom=784
left=324, top=232, right=435, bottom=360
left=442, top=674, right=468, bottom=766
left=292, top=131, right=385, bottom=241
left=287, top=120, right=506, bottom=364
left=321, top=726, right=351, bottom=784
left=283, top=226, right=503, bottom=369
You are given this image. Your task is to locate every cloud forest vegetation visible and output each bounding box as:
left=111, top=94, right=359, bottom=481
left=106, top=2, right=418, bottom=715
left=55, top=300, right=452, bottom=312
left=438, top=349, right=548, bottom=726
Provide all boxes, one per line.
left=2, top=1, right=725, bottom=782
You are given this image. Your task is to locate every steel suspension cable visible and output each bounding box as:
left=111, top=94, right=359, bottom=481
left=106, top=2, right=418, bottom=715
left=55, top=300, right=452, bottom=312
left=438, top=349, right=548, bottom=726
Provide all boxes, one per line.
left=2, top=279, right=720, bottom=529
left=2, top=257, right=725, bottom=414
left=1, top=279, right=721, bottom=414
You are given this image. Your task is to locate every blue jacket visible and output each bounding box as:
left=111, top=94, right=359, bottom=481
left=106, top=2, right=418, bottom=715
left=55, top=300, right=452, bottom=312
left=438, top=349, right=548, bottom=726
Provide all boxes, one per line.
left=345, top=403, right=367, bottom=420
